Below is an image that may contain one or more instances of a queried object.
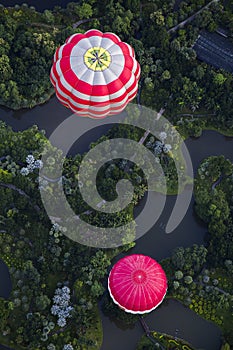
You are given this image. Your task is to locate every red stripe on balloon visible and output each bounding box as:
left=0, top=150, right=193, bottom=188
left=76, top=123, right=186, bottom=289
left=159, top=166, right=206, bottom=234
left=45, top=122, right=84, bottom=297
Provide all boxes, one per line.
left=50, top=30, right=140, bottom=118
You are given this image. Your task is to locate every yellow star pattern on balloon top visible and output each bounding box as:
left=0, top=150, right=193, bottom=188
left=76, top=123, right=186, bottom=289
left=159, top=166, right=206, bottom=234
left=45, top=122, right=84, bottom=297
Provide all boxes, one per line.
left=84, top=47, right=111, bottom=71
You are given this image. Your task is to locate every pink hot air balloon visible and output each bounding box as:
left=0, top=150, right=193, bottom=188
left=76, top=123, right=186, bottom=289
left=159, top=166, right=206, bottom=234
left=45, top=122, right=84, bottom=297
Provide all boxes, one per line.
left=108, top=254, right=167, bottom=314
left=50, top=29, right=140, bottom=118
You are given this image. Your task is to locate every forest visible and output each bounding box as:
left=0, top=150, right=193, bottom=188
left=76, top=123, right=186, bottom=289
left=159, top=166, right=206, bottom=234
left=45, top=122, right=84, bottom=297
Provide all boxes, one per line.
left=0, top=122, right=232, bottom=349
left=0, top=0, right=233, bottom=349
left=0, top=114, right=188, bottom=348
left=0, top=0, right=233, bottom=132
left=0, top=121, right=131, bottom=349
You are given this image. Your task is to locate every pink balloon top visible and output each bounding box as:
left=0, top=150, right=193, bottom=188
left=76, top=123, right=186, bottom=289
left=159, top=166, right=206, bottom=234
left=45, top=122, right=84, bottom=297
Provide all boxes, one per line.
left=108, top=254, right=167, bottom=314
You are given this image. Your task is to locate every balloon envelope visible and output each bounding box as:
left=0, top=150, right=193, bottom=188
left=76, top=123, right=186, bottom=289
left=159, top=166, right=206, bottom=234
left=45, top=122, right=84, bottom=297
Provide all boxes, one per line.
left=108, top=254, right=167, bottom=314
left=50, top=29, right=140, bottom=118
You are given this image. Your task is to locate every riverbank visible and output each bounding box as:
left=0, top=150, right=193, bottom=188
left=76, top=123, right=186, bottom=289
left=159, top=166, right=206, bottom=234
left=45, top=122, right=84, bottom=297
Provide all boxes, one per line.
left=1, top=90, right=56, bottom=111
left=175, top=106, right=233, bottom=139
left=137, top=331, right=196, bottom=350
left=203, top=125, right=233, bottom=137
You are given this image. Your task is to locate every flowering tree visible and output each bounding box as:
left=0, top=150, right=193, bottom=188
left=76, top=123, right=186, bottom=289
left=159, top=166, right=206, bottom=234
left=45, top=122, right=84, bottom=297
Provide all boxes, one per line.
left=63, top=345, right=74, bottom=350
left=51, top=286, right=73, bottom=327
left=20, top=154, right=43, bottom=176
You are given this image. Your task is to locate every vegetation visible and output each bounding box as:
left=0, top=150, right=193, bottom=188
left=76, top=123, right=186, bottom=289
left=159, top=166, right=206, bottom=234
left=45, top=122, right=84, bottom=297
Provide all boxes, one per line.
left=161, top=252, right=233, bottom=346
left=0, top=0, right=233, bottom=349
left=0, top=0, right=232, bottom=137
left=136, top=155, right=233, bottom=349
left=0, top=5, right=56, bottom=109
left=156, top=156, right=233, bottom=347
left=137, top=332, right=195, bottom=350
left=0, top=114, right=192, bottom=348
left=194, top=156, right=233, bottom=263
left=102, top=292, right=138, bottom=326
left=0, top=121, right=134, bottom=349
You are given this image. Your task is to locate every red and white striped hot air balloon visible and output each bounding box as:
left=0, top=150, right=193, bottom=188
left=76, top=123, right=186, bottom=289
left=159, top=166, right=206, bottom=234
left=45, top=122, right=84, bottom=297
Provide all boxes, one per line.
left=50, top=29, right=140, bottom=118
left=108, top=254, right=167, bottom=314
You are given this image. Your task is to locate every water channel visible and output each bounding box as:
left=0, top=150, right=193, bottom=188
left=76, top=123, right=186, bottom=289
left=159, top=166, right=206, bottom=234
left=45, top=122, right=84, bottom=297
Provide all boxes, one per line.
left=0, top=1, right=233, bottom=349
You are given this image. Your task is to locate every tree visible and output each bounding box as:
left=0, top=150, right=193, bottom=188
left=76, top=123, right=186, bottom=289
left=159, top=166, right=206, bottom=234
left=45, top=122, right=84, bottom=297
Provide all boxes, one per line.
left=150, top=10, right=165, bottom=26
left=161, top=70, right=171, bottom=81
left=213, top=73, right=227, bottom=86
left=51, top=286, right=73, bottom=327
left=172, top=245, right=207, bottom=273
left=166, top=15, right=173, bottom=28
left=90, top=280, right=104, bottom=298
left=47, top=344, right=56, bottom=350
left=170, top=38, right=181, bottom=52
left=35, top=294, right=51, bottom=311
left=111, top=10, right=133, bottom=36
left=184, top=276, right=193, bottom=284
left=175, top=270, right=183, bottom=280
left=0, top=38, right=10, bottom=55
left=82, top=250, right=111, bottom=280
left=0, top=299, right=10, bottom=332
left=63, top=345, right=74, bottom=350
left=191, top=65, right=205, bottom=80
left=0, top=55, right=12, bottom=82
left=6, top=80, right=21, bottom=107
left=42, top=10, right=55, bottom=24
left=172, top=247, right=185, bottom=269
left=73, top=3, right=93, bottom=19
left=144, top=77, right=154, bottom=91
left=124, top=0, right=140, bottom=12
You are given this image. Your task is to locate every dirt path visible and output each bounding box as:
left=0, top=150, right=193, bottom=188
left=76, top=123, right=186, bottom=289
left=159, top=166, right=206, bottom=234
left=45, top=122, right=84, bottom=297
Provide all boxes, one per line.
left=73, top=17, right=103, bottom=28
